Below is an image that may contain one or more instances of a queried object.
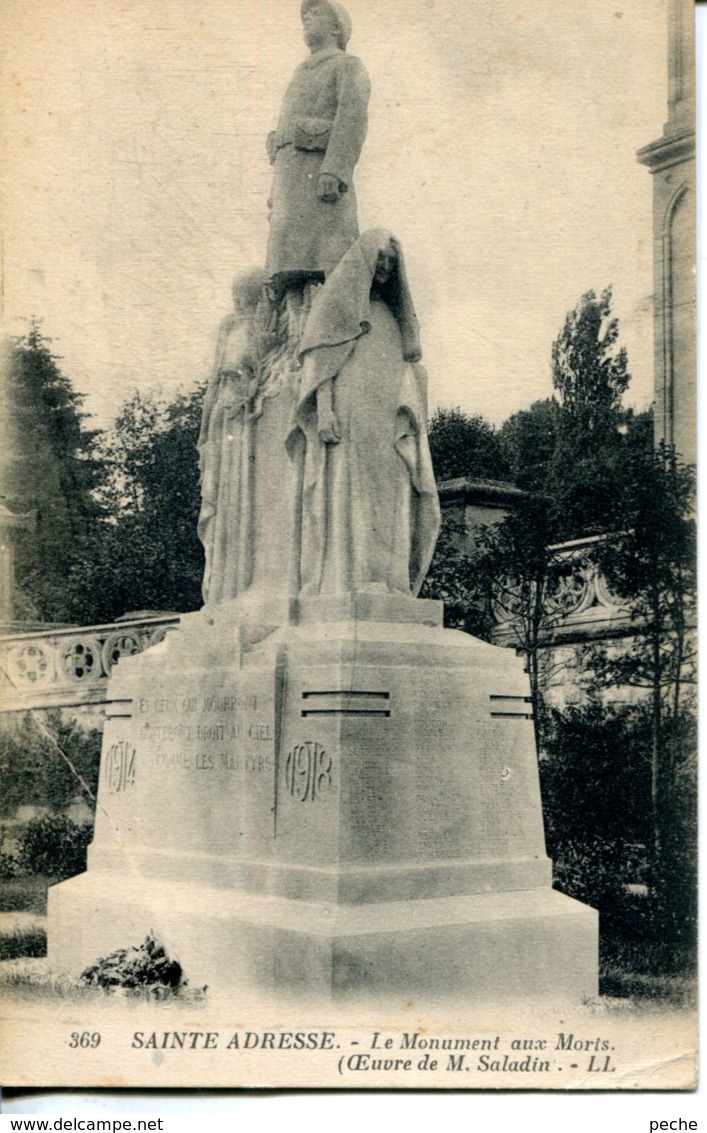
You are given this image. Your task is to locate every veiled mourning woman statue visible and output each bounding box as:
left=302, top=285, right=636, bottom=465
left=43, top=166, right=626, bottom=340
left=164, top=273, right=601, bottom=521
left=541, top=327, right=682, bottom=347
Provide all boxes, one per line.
left=197, top=269, right=266, bottom=606
left=287, top=228, right=440, bottom=597
left=198, top=270, right=326, bottom=609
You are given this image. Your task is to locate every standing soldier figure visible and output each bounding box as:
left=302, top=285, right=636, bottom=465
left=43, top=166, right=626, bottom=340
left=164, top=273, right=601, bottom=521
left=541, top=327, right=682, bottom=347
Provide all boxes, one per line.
left=265, top=0, right=371, bottom=295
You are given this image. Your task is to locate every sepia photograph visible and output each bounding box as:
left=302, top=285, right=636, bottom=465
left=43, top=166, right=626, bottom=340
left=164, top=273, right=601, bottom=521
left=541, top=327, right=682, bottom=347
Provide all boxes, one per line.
left=0, top=0, right=697, bottom=1091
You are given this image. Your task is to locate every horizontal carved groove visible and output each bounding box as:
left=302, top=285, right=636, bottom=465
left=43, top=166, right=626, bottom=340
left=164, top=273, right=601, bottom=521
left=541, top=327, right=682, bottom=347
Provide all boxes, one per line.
left=489, top=694, right=532, bottom=702
left=302, top=690, right=390, bottom=699
left=490, top=711, right=533, bottom=719
left=301, top=709, right=391, bottom=718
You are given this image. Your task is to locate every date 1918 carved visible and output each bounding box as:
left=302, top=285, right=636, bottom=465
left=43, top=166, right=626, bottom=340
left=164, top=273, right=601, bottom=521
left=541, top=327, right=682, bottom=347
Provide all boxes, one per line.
left=285, top=742, right=332, bottom=803
left=106, top=742, right=136, bottom=793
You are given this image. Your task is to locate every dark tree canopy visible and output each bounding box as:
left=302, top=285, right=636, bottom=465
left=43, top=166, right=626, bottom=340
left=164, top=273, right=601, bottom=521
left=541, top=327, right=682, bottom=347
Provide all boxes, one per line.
left=498, top=398, right=559, bottom=493
left=427, top=406, right=510, bottom=483
left=1, top=324, right=106, bottom=622
left=71, top=386, right=206, bottom=624
left=540, top=703, right=653, bottom=854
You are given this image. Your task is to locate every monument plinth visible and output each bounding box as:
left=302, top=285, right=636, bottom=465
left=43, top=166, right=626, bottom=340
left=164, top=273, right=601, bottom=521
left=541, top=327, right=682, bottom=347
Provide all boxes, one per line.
left=49, top=0, right=598, bottom=1004
left=50, top=596, right=597, bottom=1002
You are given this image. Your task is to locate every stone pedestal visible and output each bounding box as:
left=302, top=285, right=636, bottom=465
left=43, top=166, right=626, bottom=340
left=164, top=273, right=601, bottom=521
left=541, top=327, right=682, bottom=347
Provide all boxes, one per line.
left=49, top=598, right=598, bottom=1003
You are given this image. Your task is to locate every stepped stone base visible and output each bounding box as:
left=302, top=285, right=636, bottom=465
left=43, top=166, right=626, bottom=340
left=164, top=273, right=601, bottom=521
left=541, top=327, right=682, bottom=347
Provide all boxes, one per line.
left=48, top=596, right=598, bottom=1003
left=50, top=874, right=597, bottom=1002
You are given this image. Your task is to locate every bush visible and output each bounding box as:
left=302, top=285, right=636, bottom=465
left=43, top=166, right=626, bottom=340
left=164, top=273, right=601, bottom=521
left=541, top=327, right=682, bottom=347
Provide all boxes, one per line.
left=0, top=851, right=17, bottom=881
left=551, top=837, right=628, bottom=911
left=16, top=815, right=92, bottom=881
left=540, top=703, right=653, bottom=853
left=0, top=713, right=102, bottom=818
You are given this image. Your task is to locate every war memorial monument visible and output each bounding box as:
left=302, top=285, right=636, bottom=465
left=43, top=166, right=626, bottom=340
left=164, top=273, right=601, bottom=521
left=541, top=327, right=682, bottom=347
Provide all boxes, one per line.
left=48, top=0, right=598, bottom=1004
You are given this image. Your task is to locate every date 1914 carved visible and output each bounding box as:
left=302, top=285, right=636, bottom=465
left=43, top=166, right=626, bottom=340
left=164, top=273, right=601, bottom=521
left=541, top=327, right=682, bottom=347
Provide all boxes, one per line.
left=106, top=742, right=136, bottom=794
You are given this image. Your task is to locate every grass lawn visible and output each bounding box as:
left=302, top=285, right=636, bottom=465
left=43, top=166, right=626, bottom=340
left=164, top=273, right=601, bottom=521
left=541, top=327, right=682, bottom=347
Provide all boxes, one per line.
left=599, top=933, right=696, bottom=1006
left=0, top=874, right=49, bottom=915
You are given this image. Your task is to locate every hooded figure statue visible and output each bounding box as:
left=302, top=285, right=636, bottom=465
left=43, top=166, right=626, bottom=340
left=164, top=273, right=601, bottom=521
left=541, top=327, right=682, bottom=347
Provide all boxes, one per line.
left=286, top=228, right=441, bottom=598
left=197, top=269, right=266, bottom=607
left=265, top=0, right=371, bottom=293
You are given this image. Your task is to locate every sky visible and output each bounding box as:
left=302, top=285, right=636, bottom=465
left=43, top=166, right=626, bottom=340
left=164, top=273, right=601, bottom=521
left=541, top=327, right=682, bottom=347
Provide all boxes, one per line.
left=0, top=0, right=668, bottom=429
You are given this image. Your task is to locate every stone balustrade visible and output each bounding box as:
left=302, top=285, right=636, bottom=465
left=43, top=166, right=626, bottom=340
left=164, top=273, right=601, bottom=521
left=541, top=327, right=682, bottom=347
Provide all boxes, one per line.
left=0, top=536, right=632, bottom=715
left=491, top=534, right=632, bottom=647
left=0, top=614, right=180, bottom=713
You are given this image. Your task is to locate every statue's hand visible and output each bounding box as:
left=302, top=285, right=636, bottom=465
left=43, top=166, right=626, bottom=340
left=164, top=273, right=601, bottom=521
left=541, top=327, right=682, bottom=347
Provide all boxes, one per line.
left=318, top=409, right=341, bottom=445
left=317, top=174, right=342, bottom=203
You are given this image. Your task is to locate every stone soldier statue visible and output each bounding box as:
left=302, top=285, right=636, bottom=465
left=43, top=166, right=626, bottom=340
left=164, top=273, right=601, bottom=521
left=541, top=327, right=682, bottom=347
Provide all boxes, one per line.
left=265, top=0, right=371, bottom=295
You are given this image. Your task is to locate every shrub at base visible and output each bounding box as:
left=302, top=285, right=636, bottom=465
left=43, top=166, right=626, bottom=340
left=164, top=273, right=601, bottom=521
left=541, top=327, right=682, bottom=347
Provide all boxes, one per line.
left=551, top=837, right=628, bottom=910
left=0, top=851, right=17, bottom=881
left=16, top=814, right=93, bottom=881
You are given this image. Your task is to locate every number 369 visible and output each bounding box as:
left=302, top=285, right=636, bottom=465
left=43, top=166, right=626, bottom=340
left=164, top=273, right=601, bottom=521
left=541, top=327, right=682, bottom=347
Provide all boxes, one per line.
left=69, top=1032, right=101, bottom=1048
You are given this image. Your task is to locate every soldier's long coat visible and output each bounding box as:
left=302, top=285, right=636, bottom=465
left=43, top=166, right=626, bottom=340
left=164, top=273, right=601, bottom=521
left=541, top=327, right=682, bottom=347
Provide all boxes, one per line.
left=265, top=47, right=370, bottom=280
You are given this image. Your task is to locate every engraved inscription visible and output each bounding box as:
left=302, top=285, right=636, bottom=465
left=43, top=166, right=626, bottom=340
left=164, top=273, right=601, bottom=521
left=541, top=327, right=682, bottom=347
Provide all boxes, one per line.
left=285, top=742, right=332, bottom=802
left=137, top=693, right=256, bottom=716
left=106, top=742, right=136, bottom=793
left=136, top=686, right=272, bottom=775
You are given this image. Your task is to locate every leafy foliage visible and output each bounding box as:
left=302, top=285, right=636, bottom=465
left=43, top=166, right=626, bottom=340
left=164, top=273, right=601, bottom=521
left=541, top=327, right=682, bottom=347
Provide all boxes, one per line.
left=551, top=839, right=628, bottom=911
left=1, top=324, right=107, bottom=622
left=70, top=386, right=206, bottom=623
left=589, top=446, right=696, bottom=705
left=0, top=851, right=17, bottom=881
left=539, top=701, right=695, bottom=961
left=582, top=447, right=696, bottom=910
left=16, top=814, right=93, bottom=881
left=419, top=514, right=491, bottom=635
left=551, top=286, right=629, bottom=426
left=0, top=713, right=101, bottom=818
left=427, top=407, right=510, bottom=483
left=466, top=494, right=573, bottom=745
left=548, top=287, right=644, bottom=539
left=498, top=399, right=559, bottom=493
left=540, top=703, right=653, bottom=855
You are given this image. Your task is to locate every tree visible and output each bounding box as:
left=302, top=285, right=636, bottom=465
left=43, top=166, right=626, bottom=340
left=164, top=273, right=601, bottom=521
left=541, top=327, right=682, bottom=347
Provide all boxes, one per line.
left=548, top=286, right=635, bottom=538
left=419, top=513, right=492, bottom=637
left=427, top=407, right=510, bottom=483
left=69, top=385, right=206, bottom=623
left=425, top=289, right=648, bottom=748
left=585, top=444, right=696, bottom=913
left=1, top=323, right=106, bottom=622
left=0, top=711, right=102, bottom=817
left=551, top=285, right=629, bottom=429
left=498, top=398, right=559, bottom=493
left=540, top=703, right=652, bottom=849
left=539, top=702, right=654, bottom=911
left=466, top=494, right=579, bottom=748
